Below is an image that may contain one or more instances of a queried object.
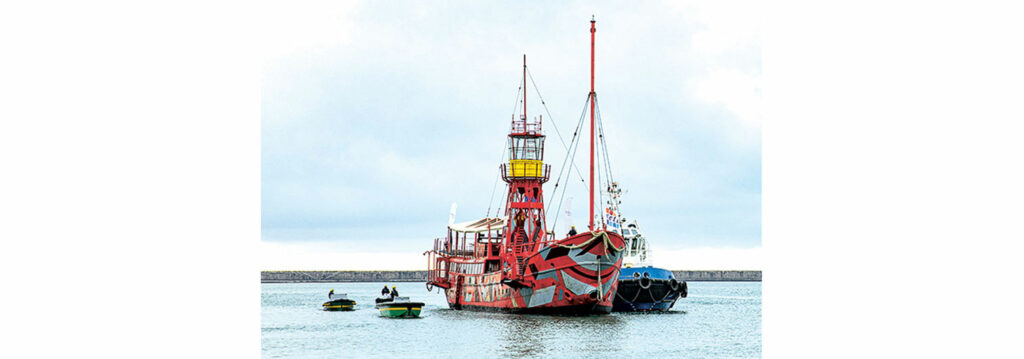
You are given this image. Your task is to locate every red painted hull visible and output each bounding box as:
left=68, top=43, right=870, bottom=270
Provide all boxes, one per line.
left=441, top=231, right=624, bottom=315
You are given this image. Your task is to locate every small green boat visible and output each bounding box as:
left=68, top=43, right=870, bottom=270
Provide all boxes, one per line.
left=322, top=293, right=356, bottom=311
left=375, top=296, right=423, bottom=318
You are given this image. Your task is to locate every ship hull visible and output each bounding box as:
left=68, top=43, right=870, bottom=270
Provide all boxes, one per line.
left=442, top=231, right=625, bottom=315
left=321, top=298, right=356, bottom=311
left=458, top=302, right=612, bottom=315
left=375, top=300, right=424, bottom=318
left=612, top=266, right=687, bottom=312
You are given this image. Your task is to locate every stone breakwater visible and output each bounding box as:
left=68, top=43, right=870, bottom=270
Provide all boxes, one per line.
left=261, top=270, right=760, bottom=283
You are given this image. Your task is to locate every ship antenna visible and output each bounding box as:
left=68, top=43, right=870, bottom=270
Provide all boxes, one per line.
left=523, top=54, right=527, bottom=121
left=588, top=16, right=596, bottom=232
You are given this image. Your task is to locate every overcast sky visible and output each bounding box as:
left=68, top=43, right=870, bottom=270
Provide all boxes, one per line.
left=261, top=0, right=761, bottom=269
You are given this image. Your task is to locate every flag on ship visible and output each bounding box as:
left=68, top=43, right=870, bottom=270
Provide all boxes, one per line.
left=605, top=207, right=619, bottom=230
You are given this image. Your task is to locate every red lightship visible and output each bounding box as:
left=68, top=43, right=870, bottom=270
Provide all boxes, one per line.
left=426, top=18, right=624, bottom=314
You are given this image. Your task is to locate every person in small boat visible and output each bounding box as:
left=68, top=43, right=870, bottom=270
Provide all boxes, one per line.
left=381, top=285, right=390, bottom=297
left=329, top=289, right=334, bottom=299
left=390, top=286, right=399, bottom=298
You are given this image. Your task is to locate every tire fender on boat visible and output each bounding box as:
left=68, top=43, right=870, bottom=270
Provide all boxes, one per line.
left=669, top=278, right=679, bottom=291
left=426, top=283, right=434, bottom=292
left=680, top=281, right=688, bottom=298
left=639, top=276, right=652, bottom=289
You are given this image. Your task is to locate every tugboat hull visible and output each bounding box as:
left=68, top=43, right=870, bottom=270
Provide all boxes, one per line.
left=612, top=266, right=687, bottom=312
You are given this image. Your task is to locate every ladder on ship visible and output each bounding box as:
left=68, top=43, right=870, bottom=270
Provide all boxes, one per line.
left=513, top=227, right=528, bottom=276
left=501, top=227, right=532, bottom=289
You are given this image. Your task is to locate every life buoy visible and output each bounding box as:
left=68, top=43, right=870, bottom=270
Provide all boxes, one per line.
left=426, top=283, right=434, bottom=292
left=639, top=276, right=652, bottom=289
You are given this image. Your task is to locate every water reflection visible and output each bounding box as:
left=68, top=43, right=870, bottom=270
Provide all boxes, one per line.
left=500, top=315, right=545, bottom=357
left=499, top=314, right=624, bottom=357
left=615, top=309, right=688, bottom=315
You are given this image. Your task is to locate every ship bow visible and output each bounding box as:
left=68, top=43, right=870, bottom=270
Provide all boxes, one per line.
left=519, top=231, right=625, bottom=314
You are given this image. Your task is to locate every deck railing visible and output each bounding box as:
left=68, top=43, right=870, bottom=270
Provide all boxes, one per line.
left=500, top=162, right=551, bottom=183
left=511, top=118, right=542, bottom=134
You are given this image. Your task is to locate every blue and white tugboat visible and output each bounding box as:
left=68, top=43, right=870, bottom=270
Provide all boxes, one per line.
left=604, top=182, right=688, bottom=312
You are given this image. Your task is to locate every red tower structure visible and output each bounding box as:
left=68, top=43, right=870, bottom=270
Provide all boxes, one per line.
left=426, top=18, right=624, bottom=315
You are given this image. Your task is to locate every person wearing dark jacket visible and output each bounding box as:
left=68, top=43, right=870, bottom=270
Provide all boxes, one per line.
left=381, top=285, right=389, bottom=296
left=329, top=289, right=334, bottom=299
left=390, top=286, right=399, bottom=298
left=568, top=225, right=578, bottom=236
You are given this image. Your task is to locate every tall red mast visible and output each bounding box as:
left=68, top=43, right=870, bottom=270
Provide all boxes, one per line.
left=589, top=17, right=596, bottom=231
left=523, top=54, right=527, bottom=121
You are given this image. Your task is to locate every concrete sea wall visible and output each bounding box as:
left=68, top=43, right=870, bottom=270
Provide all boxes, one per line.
left=261, top=270, right=761, bottom=283
left=671, top=270, right=761, bottom=281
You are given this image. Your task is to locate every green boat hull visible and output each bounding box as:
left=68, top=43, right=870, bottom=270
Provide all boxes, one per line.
left=376, top=303, right=423, bottom=318
left=322, top=299, right=356, bottom=311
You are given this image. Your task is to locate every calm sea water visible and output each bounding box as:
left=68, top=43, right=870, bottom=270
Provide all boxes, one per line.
left=262, top=281, right=761, bottom=358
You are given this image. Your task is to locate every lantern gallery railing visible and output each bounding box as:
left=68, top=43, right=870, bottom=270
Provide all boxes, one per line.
left=510, top=117, right=542, bottom=134
left=500, top=162, right=551, bottom=183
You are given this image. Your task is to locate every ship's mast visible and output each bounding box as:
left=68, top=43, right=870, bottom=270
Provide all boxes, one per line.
left=523, top=54, right=527, bottom=121
left=589, top=17, right=596, bottom=232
